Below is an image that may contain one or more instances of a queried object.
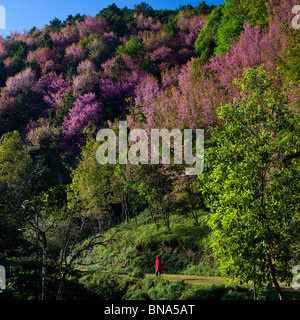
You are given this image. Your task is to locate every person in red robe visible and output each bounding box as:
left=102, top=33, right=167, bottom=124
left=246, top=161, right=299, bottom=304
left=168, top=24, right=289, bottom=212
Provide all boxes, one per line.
left=155, top=256, right=162, bottom=277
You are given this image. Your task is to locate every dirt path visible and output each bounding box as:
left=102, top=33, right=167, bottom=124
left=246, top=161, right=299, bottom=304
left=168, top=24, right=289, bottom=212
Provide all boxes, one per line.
left=144, top=273, right=228, bottom=286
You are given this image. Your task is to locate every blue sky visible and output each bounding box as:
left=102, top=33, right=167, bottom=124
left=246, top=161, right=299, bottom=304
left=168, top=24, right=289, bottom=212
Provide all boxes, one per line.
left=0, top=0, right=224, bottom=38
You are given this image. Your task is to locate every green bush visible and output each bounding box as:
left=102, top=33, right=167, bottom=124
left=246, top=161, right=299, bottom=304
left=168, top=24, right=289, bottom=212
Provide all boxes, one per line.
left=80, top=272, right=126, bottom=300
left=130, top=267, right=145, bottom=279
left=182, top=264, right=220, bottom=276
left=146, top=278, right=185, bottom=300
left=182, top=284, right=226, bottom=300
left=127, top=288, right=150, bottom=300
left=221, top=286, right=251, bottom=300
left=116, top=36, right=144, bottom=58
left=181, top=284, right=252, bottom=300
left=0, top=258, right=42, bottom=300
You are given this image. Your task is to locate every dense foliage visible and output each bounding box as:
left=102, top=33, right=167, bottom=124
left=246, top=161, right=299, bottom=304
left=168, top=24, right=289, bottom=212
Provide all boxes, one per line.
left=0, top=0, right=299, bottom=300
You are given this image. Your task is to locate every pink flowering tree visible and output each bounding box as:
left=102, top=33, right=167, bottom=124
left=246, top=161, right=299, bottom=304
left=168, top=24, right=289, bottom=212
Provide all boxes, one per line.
left=129, top=60, right=224, bottom=132
left=177, top=14, right=206, bottom=48
left=207, top=0, right=297, bottom=96
left=37, top=72, right=71, bottom=110
left=62, top=92, right=102, bottom=146
left=5, top=68, right=40, bottom=96
left=26, top=47, right=60, bottom=75
left=77, top=59, right=97, bottom=74
left=60, top=25, right=80, bottom=45
left=0, top=39, right=7, bottom=60
left=73, top=71, right=99, bottom=97
left=64, top=43, right=86, bottom=66
left=150, top=46, right=174, bottom=72
left=76, top=15, right=108, bottom=39
left=100, top=55, right=146, bottom=116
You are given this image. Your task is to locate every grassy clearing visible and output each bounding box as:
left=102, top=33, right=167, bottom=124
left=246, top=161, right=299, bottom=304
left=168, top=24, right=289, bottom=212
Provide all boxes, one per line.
left=80, top=208, right=218, bottom=276
left=76, top=209, right=299, bottom=300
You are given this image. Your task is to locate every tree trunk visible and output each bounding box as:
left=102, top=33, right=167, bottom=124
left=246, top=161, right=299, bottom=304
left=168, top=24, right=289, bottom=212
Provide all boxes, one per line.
left=191, top=209, right=200, bottom=226
left=149, top=203, right=157, bottom=223
left=267, top=254, right=285, bottom=300
left=41, top=247, right=46, bottom=300
left=120, top=190, right=129, bottom=224
left=56, top=274, right=66, bottom=300
left=253, top=282, right=257, bottom=300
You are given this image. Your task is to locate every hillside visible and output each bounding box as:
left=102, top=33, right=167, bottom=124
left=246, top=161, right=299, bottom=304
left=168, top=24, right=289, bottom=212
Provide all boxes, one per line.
left=80, top=209, right=218, bottom=276
left=0, top=0, right=299, bottom=301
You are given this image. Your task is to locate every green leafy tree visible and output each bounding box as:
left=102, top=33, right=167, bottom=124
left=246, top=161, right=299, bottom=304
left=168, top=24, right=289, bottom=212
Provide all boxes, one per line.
left=6, top=94, right=31, bottom=132
left=47, top=17, right=62, bottom=32
left=194, top=5, right=223, bottom=65
left=134, top=2, right=154, bottom=18
left=283, top=31, right=300, bottom=82
left=116, top=36, right=144, bottom=58
left=0, top=131, right=32, bottom=257
left=0, top=130, right=31, bottom=188
left=38, top=33, right=54, bottom=49
left=6, top=41, right=29, bottom=77
left=50, top=90, right=76, bottom=127
left=214, top=0, right=245, bottom=55
left=0, top=61, right=7, bottom=87
left=195, top=0, right=268, bottom=61
left=97, top=4, right=128, bottom=36
left=67, top=133, right=115, bottom=220
left=241, top=0, right=268, bottom=28
left=200, top=67, right=300, bottom=300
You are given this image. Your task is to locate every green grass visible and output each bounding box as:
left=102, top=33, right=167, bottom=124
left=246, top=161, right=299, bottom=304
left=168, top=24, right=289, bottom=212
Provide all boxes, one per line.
left=77, top=209, right=300, bottom=300
left=80, top=208, right=218, bottom=276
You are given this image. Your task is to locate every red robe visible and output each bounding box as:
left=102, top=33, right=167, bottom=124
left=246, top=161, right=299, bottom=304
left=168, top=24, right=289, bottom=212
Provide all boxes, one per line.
left=155, top=256, right=162, bottom=271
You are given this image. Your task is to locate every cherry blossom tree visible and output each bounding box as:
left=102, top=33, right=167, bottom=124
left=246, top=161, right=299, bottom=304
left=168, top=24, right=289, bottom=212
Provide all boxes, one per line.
left=72, top=70, right=100, bottom=97
left=62, top=92, right=102, bottom=146
left=76, top=15, right=108, bottom=39
left=0, top=39, right=7, bottom=60
left=26, top=47, right=59, bottom=74
left=37, top=72, right=71, bottom=110
left=64, top=43, right=86, bottom=66
left=100, top=54, right=146, bottom=115
left=5, top=68, right=40, bottom=96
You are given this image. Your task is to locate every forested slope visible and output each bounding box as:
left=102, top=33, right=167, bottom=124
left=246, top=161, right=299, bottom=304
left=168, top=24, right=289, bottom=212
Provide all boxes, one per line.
left=0, top=0, right=299, bottom=300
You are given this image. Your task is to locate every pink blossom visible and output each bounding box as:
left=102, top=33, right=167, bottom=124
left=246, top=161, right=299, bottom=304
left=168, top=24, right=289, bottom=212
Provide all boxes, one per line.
left=0, top=41, right=7, bottom=60
left=77, top=59, right=97, bottom=74
left=73, top=70, right=99, bottom=97
left=100, top=55, right=146, bottom=113
left=6, top=68, right=40, bottom=96
left=62, top=92, right=102, bottom=144
left=76, top=15, right=108, bottom=39
left=64, top=43, right=86, bottom=65
left=37, top=72, right=71, bottom=109
left=27, top=47, right=59, bottom=74
left=60, top=26, right=80, bottom=44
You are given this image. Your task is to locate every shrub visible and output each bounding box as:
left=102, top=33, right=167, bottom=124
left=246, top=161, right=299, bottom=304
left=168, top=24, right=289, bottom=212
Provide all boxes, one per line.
left=181, top=284, right=252, bottom=300
left=147, top=278, right=185, bottom=300
left=80, top=272, right=125, bottom=300
left=127, top=289, right=150, bottom=300
left=130, top=267, right=145, bottom=279
left=182, top=284, right=226, bottom=300
left=221, top=286, right=251, bottom=300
